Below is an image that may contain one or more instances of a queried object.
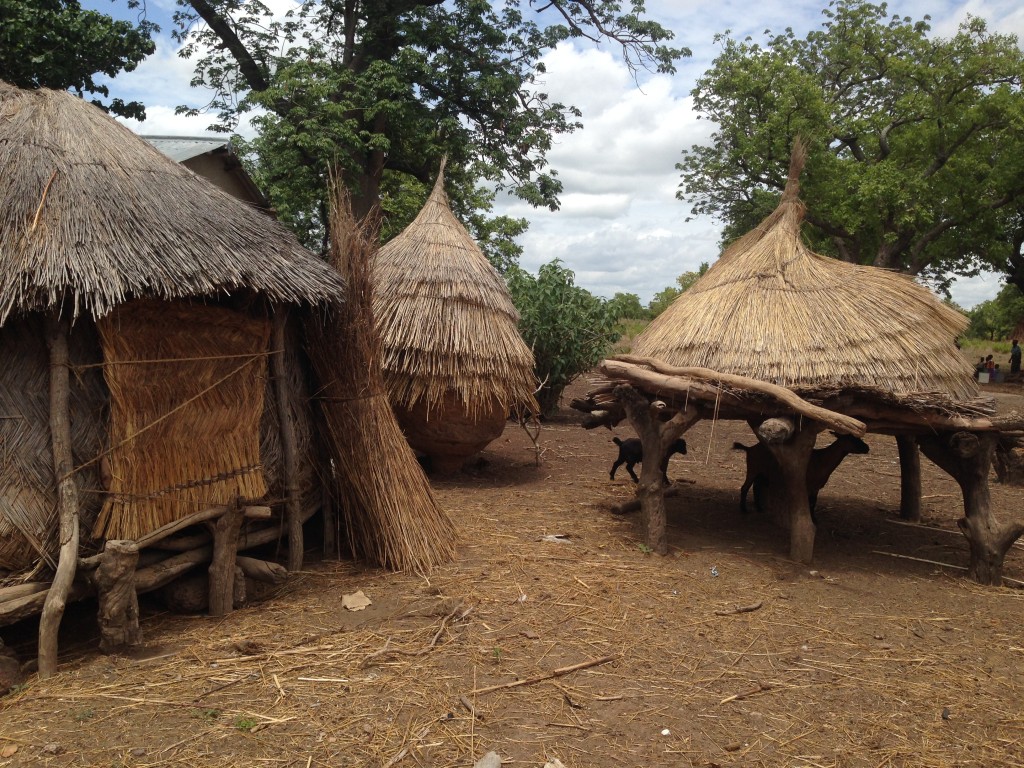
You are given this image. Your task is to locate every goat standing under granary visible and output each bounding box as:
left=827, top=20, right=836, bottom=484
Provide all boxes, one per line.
left=610, top=436, right=688, bottom=483
left=734, top=432, right=870, bottom=516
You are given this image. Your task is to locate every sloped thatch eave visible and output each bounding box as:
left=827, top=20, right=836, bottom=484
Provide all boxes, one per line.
left=633, top=141, right=978, bottom=405
left=0, top=81, right=345, bottom=325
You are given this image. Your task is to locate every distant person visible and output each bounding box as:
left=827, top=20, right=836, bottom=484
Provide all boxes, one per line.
left=975, top=356, right=986, bottom=378
left=985, top=354, right=996, bottom=373
left=1011, top=339, right=1022, bottom=374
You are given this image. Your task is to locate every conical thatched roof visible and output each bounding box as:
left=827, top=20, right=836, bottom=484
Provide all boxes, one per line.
left=634, top=142, right=978, bottom=403
left=372, top=164, right=538, bottom=416
left=0, top=81, right=344, bottom=324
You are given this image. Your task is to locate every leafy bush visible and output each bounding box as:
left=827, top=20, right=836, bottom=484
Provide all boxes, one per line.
left=508, top=260, right=619, bottom=417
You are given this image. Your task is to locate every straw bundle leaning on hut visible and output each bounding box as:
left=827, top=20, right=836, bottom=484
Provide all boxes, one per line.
left=0, top=80, right=346, bottom=673
left=306, top=186, right=457, bottom=573
left=372, top=163, right=538, bottom=473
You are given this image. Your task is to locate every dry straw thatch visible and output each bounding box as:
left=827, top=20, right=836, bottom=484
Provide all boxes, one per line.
left=307, top=185, right=457, bottom=573
left=634, top=141, right=978, bottom=404
left=94, top=300, right=270, bottom=541
left=372, top=163, right=538, bottom=419
left=0, top=80, right=345, bottom=323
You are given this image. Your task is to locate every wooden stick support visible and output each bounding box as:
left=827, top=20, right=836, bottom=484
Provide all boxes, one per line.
left=207, top=499, right=246, bottom=617
left=919, top=431, right=1024, bottom=584
left=896, top=435, right=922, bottom=522
left=38, top=313, right=81, bottom=678
left=94, top=540, right=141, bottom=653
left=616, top=385, right=700, bottom=555
left=271, top=310, right=304, bottom=571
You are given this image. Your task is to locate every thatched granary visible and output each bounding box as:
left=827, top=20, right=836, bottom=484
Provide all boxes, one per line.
left=372, top=164, right=538, bottom=472
left=633, top=152, right=978, bottom=405
left=581, top=142, right=1024, bottom=584
left=0, top=80, right=344, bottom=595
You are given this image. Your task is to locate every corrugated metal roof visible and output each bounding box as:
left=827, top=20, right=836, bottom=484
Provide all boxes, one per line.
left=142, top=135, right=229, bottom=163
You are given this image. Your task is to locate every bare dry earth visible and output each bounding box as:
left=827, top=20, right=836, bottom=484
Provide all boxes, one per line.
left=1, top=380, right=1023, bottom=768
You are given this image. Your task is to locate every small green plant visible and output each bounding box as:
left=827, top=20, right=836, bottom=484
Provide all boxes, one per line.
left=492, top=646, right=503, bottom=664
left=234, top=716, right=259, bottom=732
left=74, top=707, right=95, bottom=722
left=195, top=708, right=221, bottom=723
left=637, top=543, right=653, bottom=555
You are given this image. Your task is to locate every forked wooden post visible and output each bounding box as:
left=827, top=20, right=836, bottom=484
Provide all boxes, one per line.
left=896, top=435, right=922, bottom=522
left=757, top=417, right=820, bottom=564
left=616, top=385, right=699, bottom=554
left=271, top=309, right=304, bottom=571
left=206, top=499, right=246, bottom=617
left=94, top=540, right=141, bottom=653
left=39, top=312, right=81, bottom=678
left=919, top=431, right=1024, bottom=585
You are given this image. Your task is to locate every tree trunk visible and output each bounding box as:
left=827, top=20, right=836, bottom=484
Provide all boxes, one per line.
left=896, top=435, right=922, bottom=521
left=38, top=313, right=81, bottom=678
left=271, top=310, right=304, bottom=571
left=919, top=432, right=1024, bottom=585
left=94, top=540, right=141, bottom=653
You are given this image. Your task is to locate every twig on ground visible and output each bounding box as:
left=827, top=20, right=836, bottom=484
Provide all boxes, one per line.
left=468, top=654, right=619, bottom=696
left=715, top=601, right=764, bottom=616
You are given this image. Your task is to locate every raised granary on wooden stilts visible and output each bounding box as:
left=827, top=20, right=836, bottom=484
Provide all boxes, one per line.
left=0, top=80, right=346, bottom=671
left=371, top=160, right=539, bottom=474
left=575, top=139, right=1021, bottom=583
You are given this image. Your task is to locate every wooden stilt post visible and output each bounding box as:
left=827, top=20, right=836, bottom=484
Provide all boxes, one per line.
left=757, top=418, right=819, bottom=564
left=919, top=431, right=1024, bottom=585
left=38, top=312, right=81, bottom=678
left=271, top=309, right=304, bottom=571
left=94, top=540, right=141, bottom=653
left=206, top=499, right=246, bottom=617
left=896, top=435, right=922, bottom=522
left=616, top=385, right=699, bottom=554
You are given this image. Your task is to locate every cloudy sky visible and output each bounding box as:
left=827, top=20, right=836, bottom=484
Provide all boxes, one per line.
left=93, top=0, right=1024, bottom=308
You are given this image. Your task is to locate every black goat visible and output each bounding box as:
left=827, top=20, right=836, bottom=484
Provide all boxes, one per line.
left=733, top=432, right=870, bottom=515
left=610, top=436, right=688, bottom=483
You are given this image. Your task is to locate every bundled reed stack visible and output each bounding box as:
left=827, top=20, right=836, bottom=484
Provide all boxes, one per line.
left=372, top=163, right=538, bottom=473
left=307, top=186, right=457, bottom=572
left=633, top=140, right=977, bottom=405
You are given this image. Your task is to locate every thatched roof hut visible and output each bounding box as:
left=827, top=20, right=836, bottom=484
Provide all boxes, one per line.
left=0, top=81, right=345, bottom=576
left=372, top=164, right=537, bottom=471
left=0, top=82, right=342, bottom=322
left=633, top=144, right=978, bottom=405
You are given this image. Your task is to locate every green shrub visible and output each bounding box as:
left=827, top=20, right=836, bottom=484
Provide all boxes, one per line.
left=508, top=260, right=619, bottom=417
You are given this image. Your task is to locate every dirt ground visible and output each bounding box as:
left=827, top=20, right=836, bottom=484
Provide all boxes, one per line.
left=1, top=379, right=1023, bottom=768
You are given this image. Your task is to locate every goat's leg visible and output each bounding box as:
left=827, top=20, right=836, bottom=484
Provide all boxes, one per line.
left=626, top=463, right=640, bottom=483
left=739, top=479, right=751, bottom=514
left=610, top=460, right=622, bottom=480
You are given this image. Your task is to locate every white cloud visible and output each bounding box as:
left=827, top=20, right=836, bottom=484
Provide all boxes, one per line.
left=85, top=0, right=1018, bottom=308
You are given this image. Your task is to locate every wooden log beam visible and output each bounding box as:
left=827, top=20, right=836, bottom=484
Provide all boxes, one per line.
left=271, top=309, right=304, bottom=571
left=602, top=358, right=866, bottom=436
left=39, top=313, right=81, bottom=679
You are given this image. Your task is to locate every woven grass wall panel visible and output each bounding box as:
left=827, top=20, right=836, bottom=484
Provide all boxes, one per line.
left=0, top=317, right=105, bottom=571
left=94, top=301, right=270, bottom=540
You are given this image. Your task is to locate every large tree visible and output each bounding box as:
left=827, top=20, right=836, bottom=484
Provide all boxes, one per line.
left=0, top=0, right=156, bottom=119
left=171, top=0, right=687, bottom=253
left=677, top=0, right=1024, bottom=294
